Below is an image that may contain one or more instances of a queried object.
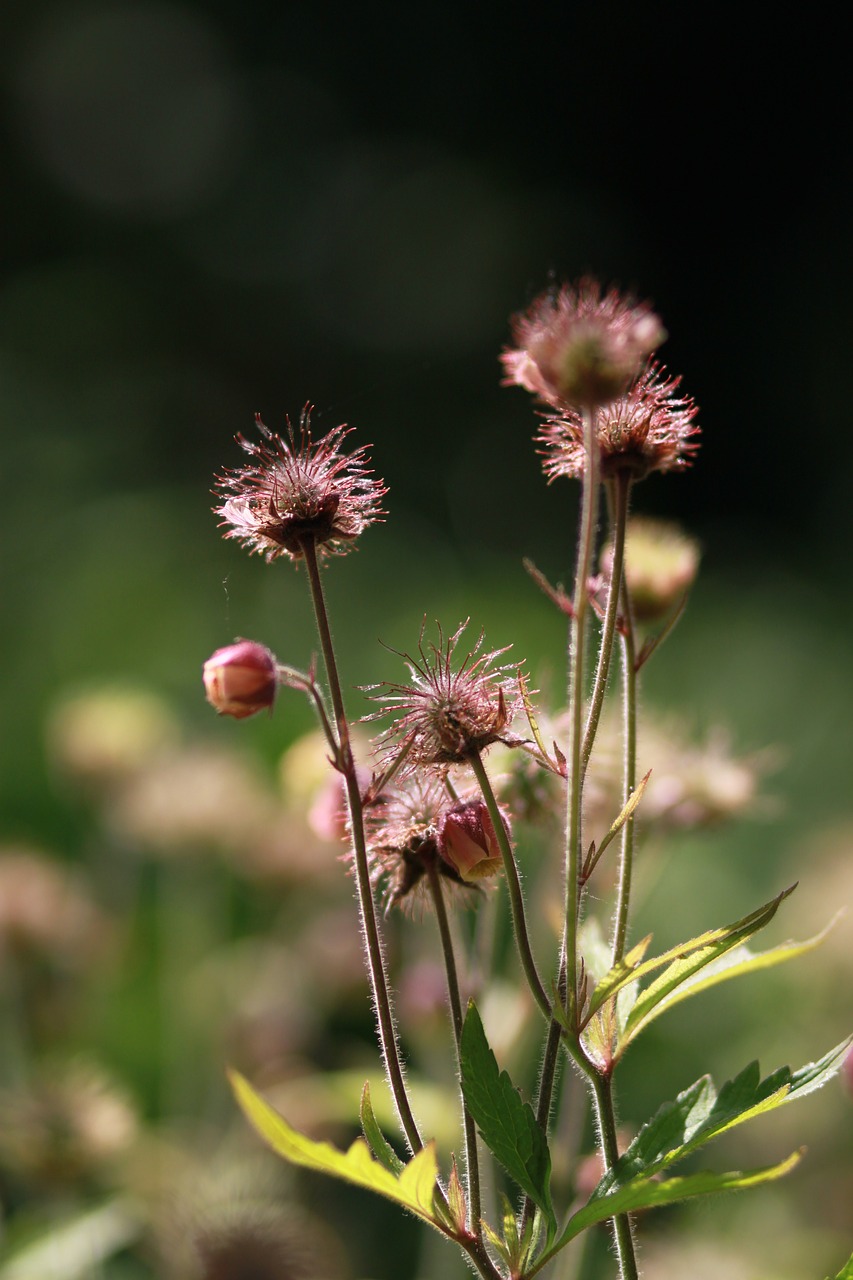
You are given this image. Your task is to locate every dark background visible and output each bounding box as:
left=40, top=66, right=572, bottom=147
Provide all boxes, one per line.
left=2, top=0, right=851, bottom=844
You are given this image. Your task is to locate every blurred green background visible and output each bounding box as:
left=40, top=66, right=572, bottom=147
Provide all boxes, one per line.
left=1, top=2, right=851, bottom=1277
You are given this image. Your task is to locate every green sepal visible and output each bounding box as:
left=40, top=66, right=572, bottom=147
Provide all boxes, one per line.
left=229, top=1070, right=443, bottom=1230
left=460, top=1002, right=556, bottom=1241
left=359, top=1081, right=405, bottom=1175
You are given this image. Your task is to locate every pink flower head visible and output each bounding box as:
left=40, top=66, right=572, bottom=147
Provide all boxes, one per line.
left=367, top=621, right=522, bottom=771
left=215, top=405, right=387, bottom=563
left=203, top=640, right=278, bottom=719
left=437, top=799, right=506, bottom=882
left=538, top=361, right=700, bottom=483
left=501, top=279, right=666, bottom=410
left=364, top=777, right=480, bottom=911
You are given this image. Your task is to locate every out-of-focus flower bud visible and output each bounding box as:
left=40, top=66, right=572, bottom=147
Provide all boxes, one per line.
left=47, top=687, right=179, bottom=789
left=437, top=800, right=506, bottom=882
left=203, top=641, right=278, bottom=719
left=601, top=517, right=700, bottom=622
left=502, top=279, right=666, bottom=411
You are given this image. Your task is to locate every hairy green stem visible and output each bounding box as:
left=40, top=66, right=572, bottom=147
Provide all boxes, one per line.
left=277, top=663, right=338, bottom=755
left=427, top=860, right=483, bottom=1238
left=611, top=555, right=638, bottom=966
left=564, top=405, right=600, bottom=1014
left=580, top=470, right=632, bottom=778
left=470, top=751, right=551, bottom=1021
left=521, top=408, right=602, bottom=1241
left=589, top=1071, right=638, bottom=1280
left=299, top=538, right=424, bottom=1156
left=300, top=542, right=505, bottom=1280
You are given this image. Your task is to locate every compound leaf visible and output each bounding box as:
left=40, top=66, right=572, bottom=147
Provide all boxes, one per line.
left=596, top=1036, right=853, bottom=1194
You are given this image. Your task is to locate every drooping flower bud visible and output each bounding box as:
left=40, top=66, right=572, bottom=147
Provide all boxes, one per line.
left=203, top=641, right=278, bottom=719
left=436, top=799, right=506, bottom=882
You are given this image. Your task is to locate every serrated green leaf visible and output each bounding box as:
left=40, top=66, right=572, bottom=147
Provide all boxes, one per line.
left=584, top=885, right=794, bottom=1027
left=594, top=1036, right=853, bottom=1195
left=531, top=1149, right=801, bottom=1273
left=359, top=1081, right=405, bottom=1175
left=616, top=918, right=838, bottom=1054
left=230, top=1070, right=442, bottom=1229
left=530, top=1151, right=801, bottom=1275
left=460, top=1002, right=555, bottom=1236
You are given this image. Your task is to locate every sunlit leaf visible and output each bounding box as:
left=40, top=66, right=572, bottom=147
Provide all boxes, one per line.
left=616, top=917, right=839, bottom=1053
left=596, top=1037, right=853, bottom=1194
left=584, top=885, right=795, bottom=1026
left=460, top=1002, right=556, bottom=1236
left=230, top=1070, right=443, bottom=1229
left=532, top=1152, right=801, bottom=1274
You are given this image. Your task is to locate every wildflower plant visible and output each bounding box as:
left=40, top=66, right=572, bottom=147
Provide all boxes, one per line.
left=205, top=286, right=852, bottom=1280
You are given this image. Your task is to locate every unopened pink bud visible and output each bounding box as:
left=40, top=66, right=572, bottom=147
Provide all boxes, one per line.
left=437, top=800, right=506, bottom=882
left=203, top=640, right=278, bottom=719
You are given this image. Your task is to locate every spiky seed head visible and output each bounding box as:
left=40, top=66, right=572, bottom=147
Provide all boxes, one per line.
left=367, top=621, right=523, bottom=771
left=538, top=361, right=700, bottom=483
left=364, top=777, right=481, bottom=911
left=214, top=404, right=387, bottom=563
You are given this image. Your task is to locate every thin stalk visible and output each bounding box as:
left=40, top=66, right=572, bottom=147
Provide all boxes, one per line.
left=589, top=1071, right=638, bottom=1280
left=611, top=569, right=638, bottom=966
left=521, top=408, right=602, bottom=1236
left=427, top=860, right=483, bottom=1239
left=564, top=405, right=600, bottom=1015
left=300, top=543, right=504, bottom=1280
left=277, top=663, right=337, bottom=755
left=470, top=751, right=550, bottom=1021
left=299, top=538, right=424, bottom=1156
left=580, top=470, right=632, bottom=777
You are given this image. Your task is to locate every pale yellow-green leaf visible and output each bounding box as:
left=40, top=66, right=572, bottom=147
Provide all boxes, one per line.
left=617, top=919, right=836, bottom=1054
left=584, top=885, right=794, bottom=1025
left=529, top=1150, right=801, bottom=1276
left=230, top=1070, right=443, bottom=1229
